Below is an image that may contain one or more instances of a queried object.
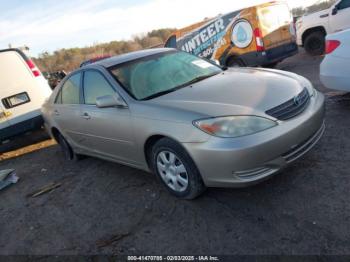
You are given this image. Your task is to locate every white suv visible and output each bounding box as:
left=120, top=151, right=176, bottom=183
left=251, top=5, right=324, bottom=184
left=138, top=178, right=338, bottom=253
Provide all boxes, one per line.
left=296, top=0, right=350, bottom=55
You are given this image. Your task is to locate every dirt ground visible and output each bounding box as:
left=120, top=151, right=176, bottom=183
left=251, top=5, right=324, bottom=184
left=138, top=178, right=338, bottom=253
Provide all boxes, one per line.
left=1, top=49, right=350, bottom=255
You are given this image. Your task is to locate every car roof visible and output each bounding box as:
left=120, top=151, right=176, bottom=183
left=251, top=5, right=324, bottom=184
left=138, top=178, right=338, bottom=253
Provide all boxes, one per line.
left=93, top=48, right=175, bottom=68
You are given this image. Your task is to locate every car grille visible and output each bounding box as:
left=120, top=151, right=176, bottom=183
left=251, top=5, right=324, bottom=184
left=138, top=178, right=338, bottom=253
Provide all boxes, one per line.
left=266, top=88, right=310, bottom=120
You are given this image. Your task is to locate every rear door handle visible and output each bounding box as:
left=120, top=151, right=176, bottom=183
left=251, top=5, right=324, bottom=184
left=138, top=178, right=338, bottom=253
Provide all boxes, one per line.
left=81, top=112, right=91, bottom=120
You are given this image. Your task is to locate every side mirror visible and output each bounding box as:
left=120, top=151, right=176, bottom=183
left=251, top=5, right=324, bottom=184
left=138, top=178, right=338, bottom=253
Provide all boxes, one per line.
left=332, top=7, right=338, bottom=15
left=96, top=94, right=128, bottom=108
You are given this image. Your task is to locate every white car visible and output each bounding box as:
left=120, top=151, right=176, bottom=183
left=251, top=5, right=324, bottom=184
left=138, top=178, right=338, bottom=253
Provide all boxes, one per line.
left=320, top=29, right=350, bottom=91
left=296, top=0, right=350, bottom=55
left=0, top=48, right=52, bottom=142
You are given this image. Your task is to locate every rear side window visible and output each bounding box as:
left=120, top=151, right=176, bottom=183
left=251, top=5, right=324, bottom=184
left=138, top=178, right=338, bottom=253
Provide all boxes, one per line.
left=83, top=71, right=115, bottom=105
left=259, top=4, right=292, bottom=31
left=56, top=73, right=81, bottom=104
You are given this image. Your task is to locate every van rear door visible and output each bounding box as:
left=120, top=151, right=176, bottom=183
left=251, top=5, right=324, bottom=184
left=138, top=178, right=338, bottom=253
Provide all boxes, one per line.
left=257, top=3, right=294, bottom=50
left=0, top=50, right=43, bottom=126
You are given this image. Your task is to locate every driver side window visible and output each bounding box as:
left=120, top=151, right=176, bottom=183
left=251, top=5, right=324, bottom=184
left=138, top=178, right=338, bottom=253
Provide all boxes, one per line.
left=83, top=71, right=116, bottom=105
left=338, top=0, right=350, bottom=10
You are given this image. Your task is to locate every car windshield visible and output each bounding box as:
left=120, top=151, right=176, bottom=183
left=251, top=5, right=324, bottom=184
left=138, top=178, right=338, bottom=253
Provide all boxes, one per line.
left=108, top=51, right=222, bottom=100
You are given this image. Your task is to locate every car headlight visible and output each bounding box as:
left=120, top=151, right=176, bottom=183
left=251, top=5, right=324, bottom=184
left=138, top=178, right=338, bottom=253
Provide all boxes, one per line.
left=193, top=116, right=277, bottom=138
left=311, top=87, right=317, bottom=97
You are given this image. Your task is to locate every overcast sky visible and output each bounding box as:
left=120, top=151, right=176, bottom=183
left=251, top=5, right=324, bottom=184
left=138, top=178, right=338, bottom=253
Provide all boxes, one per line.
left=0, top=0, right=318, bottom=56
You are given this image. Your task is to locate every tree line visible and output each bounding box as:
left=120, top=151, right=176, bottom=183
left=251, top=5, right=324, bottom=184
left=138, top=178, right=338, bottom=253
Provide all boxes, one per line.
left=33, top=28, right=175, bottom=73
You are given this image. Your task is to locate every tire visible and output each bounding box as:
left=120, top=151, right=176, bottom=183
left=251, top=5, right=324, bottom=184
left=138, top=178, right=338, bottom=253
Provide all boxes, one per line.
left=150, top=138, right=206, bottom=199
left=264, top=62, right=279, bottom=68
left=227, top=57, right=246, bottom=67
left=56, top=133, right=81, bottom=161
left=304, top=31, right=325, bottom=56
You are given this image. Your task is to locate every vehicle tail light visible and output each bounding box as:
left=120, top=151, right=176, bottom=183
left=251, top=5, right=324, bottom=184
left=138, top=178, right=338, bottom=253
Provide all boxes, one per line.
left=325, top=40, right=341, bottom=54
left=26, top=59, right=41, bottom=77
left=254, top=28, right=265, bottom=52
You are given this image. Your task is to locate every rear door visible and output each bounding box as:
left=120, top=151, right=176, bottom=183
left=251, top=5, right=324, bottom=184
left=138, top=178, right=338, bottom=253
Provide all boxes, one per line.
left=52, top=73, right=84, bottom=147
left=0, top=50, right=43, bottom=125
left=258, top=3, right=294, bottom=49
left=330, top=0, right=350, bottom=32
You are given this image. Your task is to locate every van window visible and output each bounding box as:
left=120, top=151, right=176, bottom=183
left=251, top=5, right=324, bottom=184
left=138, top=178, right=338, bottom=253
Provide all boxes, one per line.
left=259, top=4, right=291, bottom=31
left=338, top=0, right=350, bottom=9
left=83, top=71, right=115, bottom=105
left=58, top=73, right=81, bottom=104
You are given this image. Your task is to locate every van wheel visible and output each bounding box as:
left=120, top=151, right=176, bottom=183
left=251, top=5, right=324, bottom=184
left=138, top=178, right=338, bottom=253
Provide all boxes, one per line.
left=264, top=62, right=278, bottom=68
left=151, top=138, right=206, bottom=199
left=304, top=31, right=325, bottom=56
left=227, top=57, right=245, bottom=67
left=56, top=133, right=81, bottom=161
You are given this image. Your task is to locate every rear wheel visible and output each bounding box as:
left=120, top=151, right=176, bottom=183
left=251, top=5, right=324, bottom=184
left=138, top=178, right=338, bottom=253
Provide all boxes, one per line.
left=304, top=31, right=325, bottom=56
left=151, top=138, right=206, bottom=199
left=56, top=133, right=81, bottom=161
left=227, top=57, right=246, bottom=67
left=264, top=62, right=279, bottom=68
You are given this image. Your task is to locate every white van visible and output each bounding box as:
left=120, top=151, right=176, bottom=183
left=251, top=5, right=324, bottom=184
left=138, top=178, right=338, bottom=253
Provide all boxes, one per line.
left=0, top=48, right=52, bottom=142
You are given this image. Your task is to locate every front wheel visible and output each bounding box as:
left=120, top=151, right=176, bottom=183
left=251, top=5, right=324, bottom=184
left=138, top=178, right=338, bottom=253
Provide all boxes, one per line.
left=304, top=31, right=325, bottom=56
left=151, top=138, right=206, bottom=199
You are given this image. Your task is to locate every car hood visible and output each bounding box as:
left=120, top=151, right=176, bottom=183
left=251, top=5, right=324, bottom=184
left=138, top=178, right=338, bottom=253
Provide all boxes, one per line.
left=150, top=68, right=306, bottom=118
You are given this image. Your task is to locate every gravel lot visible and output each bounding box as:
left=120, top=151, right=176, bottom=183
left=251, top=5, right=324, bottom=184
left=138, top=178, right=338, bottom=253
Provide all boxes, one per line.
left=1, top=49, right=350, bottom=256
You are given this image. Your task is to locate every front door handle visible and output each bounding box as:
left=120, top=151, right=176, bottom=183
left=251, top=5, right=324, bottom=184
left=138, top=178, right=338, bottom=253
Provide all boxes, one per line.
left=82, top=112, right=91, bottom=120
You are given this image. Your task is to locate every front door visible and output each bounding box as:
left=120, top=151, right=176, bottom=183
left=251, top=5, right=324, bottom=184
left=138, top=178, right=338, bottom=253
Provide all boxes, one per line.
left=79, top=70, right=136, bottom=164
left=330, top=0, right=350, bottom=32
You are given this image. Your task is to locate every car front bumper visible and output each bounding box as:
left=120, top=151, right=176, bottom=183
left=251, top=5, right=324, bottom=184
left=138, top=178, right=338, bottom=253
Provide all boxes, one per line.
left=182, top=91, right=325, bottom=187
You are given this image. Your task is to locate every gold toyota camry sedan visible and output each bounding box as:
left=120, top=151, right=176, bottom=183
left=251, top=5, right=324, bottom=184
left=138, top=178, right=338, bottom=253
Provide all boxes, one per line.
left=42, top=48, right=325, bottom=199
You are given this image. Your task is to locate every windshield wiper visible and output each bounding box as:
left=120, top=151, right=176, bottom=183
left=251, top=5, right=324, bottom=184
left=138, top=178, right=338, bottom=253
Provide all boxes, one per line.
left=141, top=86, right=185, bottom=100
left=174, top=72, right=220, bottom=89
left=141, top=72, right=219, bottom=101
